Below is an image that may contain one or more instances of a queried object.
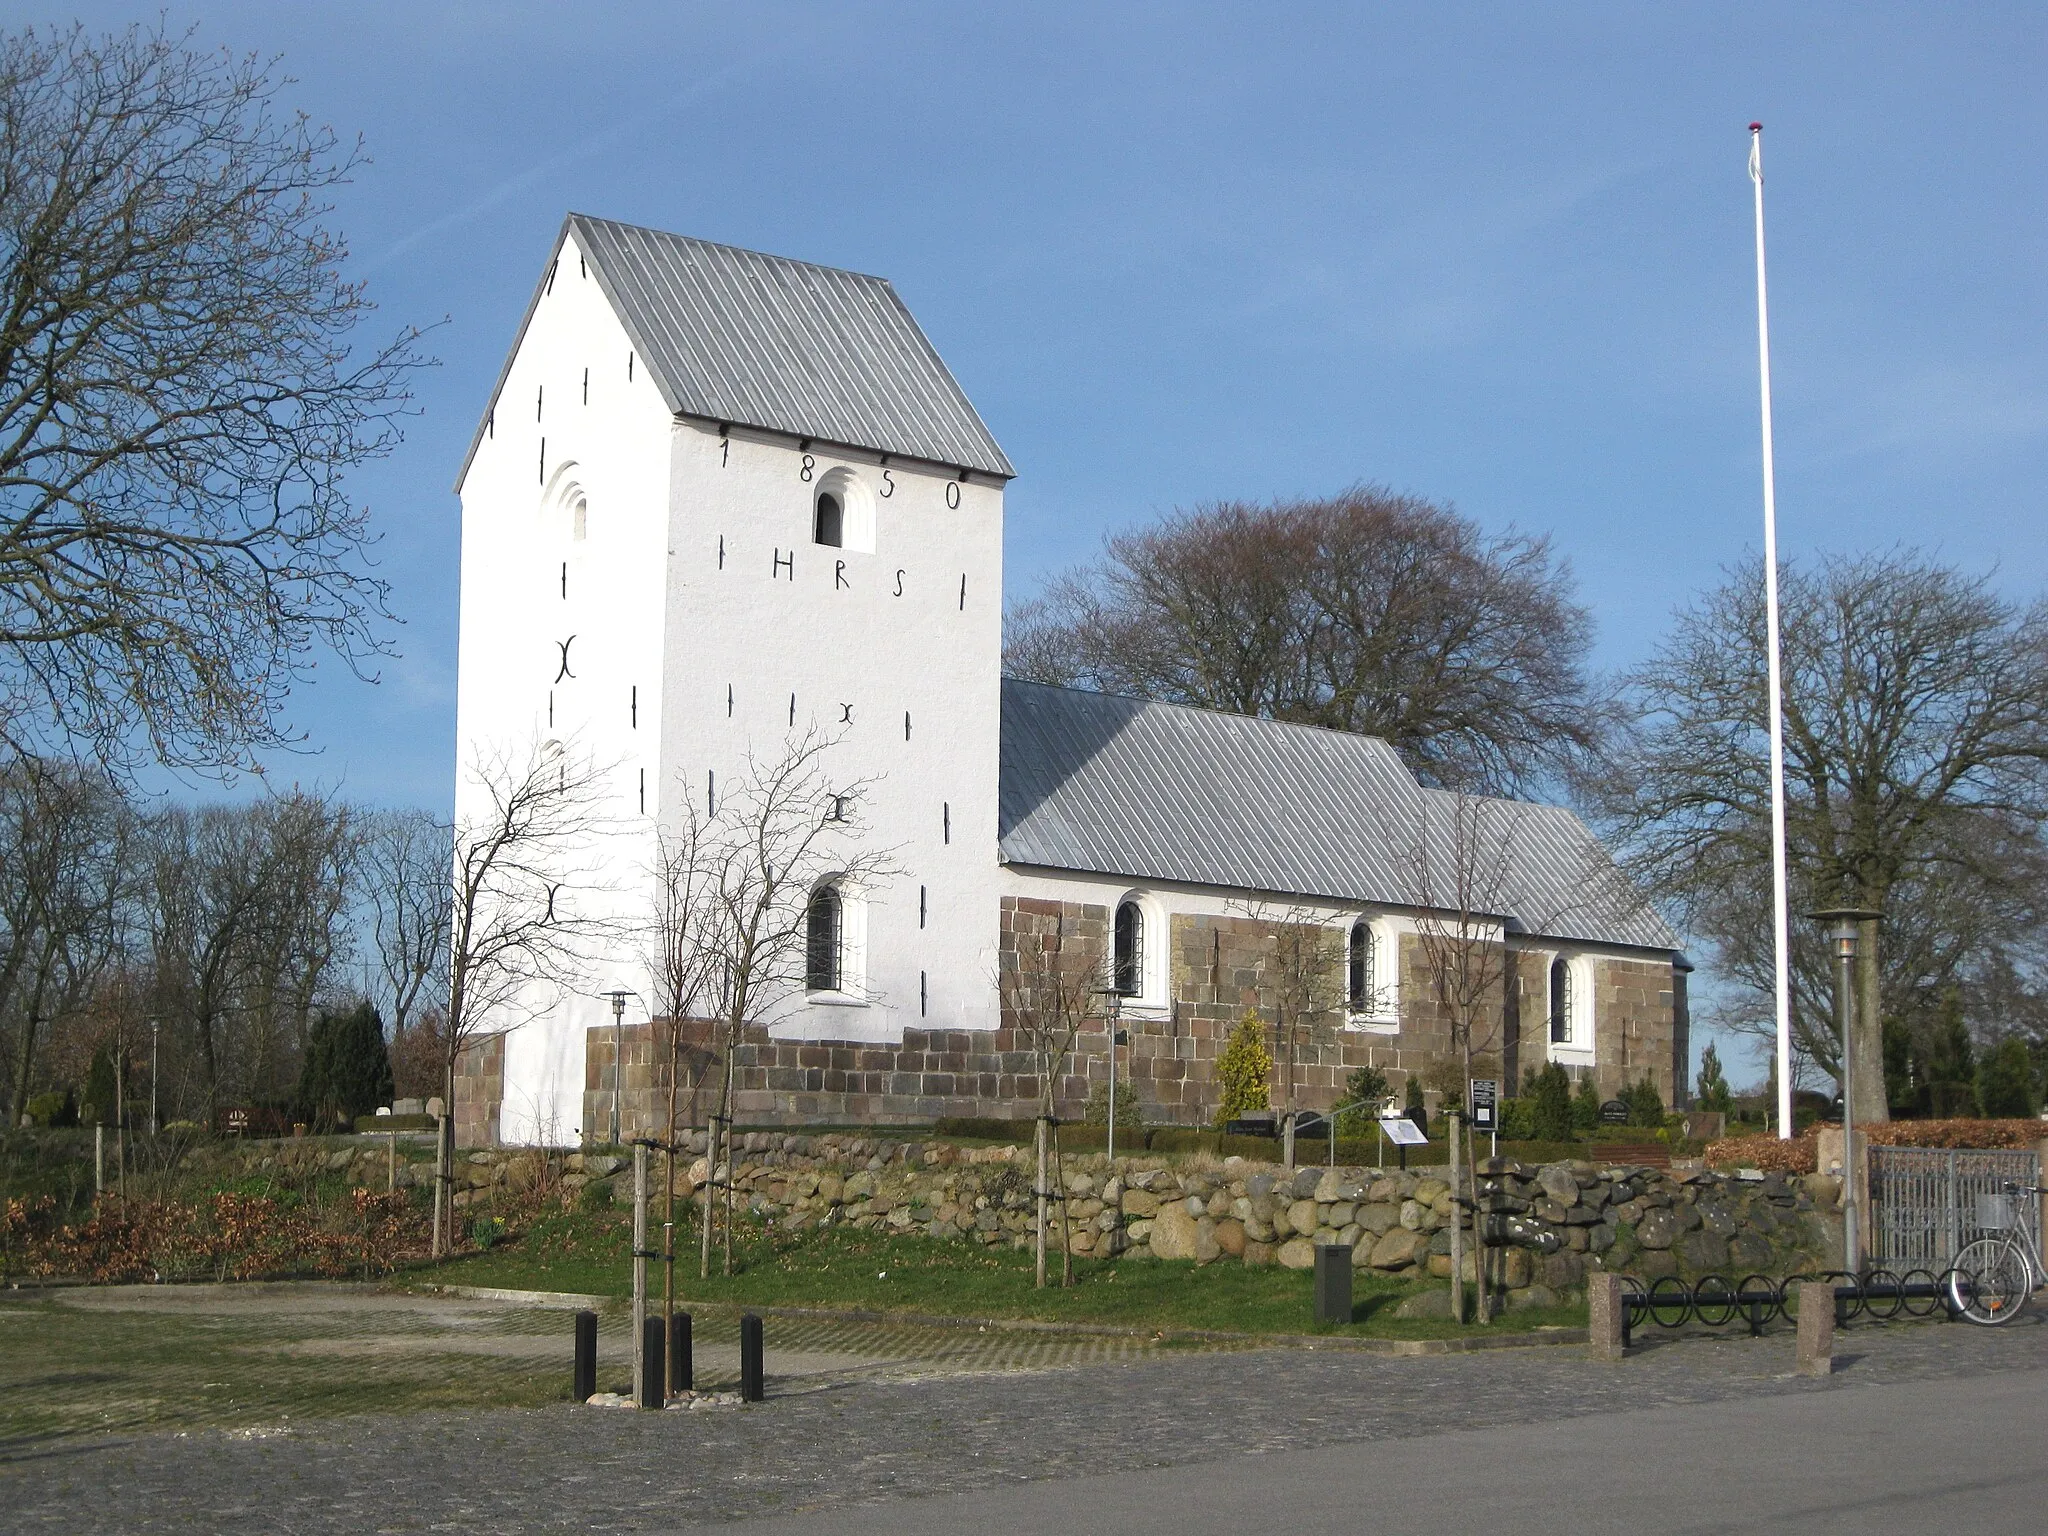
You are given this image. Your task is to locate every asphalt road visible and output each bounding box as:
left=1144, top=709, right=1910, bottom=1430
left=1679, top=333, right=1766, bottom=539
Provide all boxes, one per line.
left=6, top=1306, right=2044, bottom=1533
left=699, top=1365, right=2048, bottom=1535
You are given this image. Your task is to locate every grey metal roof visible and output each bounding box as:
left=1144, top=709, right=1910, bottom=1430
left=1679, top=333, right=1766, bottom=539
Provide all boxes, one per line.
left=456, top=215, right=1013, bottom=490
left=998, top=679, right=1677, bottom=952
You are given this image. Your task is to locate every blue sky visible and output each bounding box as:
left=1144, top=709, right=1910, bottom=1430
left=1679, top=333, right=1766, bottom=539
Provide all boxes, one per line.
left=66, top=2, right=2048, bottom=823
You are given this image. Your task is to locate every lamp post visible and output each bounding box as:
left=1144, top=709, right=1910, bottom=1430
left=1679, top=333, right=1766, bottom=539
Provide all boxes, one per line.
left=601, top=989, right=639, bottom=1146
left=1811, top=907, right=1881, bottom=1275
left=149, top=1017, right=160, bottom=1136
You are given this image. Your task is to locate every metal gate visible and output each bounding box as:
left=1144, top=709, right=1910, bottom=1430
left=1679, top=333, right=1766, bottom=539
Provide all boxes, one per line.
left=1867, top=1145, right=2040, bottom=1269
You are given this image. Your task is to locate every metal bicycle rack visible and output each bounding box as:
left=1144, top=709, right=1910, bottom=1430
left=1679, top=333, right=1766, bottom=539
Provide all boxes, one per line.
left=1616, top=1269, right=1957, bottom=1348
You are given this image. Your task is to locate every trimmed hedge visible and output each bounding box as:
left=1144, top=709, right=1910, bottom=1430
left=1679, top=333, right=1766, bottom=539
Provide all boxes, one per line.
left=1707, top=1117, right=2048, bottom=1173
left=932, top=1116, right=1033, bottom=1143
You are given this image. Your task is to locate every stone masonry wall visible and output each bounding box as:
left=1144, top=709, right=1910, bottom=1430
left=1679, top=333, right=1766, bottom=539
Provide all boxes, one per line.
left=453, top=1031, right=504, bottom=1149
left=1596, top=955, right=1679, bottom=1106
left=460, top=896, right=1682, bottom=1145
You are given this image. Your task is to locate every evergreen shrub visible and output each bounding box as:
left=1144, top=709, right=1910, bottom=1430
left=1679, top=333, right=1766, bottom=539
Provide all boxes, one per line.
left=1213, top=1012, right=1273, bottom=1127
left=1978, top=1038, right=2040, bottom=1120
left=1525, top=1064, right=1572, bottom=1141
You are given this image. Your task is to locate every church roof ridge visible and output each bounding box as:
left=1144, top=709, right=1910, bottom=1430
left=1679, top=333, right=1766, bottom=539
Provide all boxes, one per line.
left=454, top=213, right=1014, bottom=491
left=568, top=212, right=898, bottom=288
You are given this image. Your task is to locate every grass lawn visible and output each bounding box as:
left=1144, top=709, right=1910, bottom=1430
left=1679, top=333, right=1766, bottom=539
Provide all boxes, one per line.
left=413, top=1209, right=1585, bottom=1341
left=0, top=1290, right=574, bottom=1442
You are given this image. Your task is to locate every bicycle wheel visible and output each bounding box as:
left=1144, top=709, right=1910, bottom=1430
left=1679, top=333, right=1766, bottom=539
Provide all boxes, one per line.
left=1949, top=1238, right=2031, bottom=1325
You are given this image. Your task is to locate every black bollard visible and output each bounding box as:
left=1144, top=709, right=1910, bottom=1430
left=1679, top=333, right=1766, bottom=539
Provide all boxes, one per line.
left=739, top=1312, right=764, bottom=1402
left=1313, top=1242, right=1353, bottom=1325
left=640, top=1315, right=665, bottom=1409
left=671, top=1310, right=693, bottom=1393
left=573, top=1309, right=597, bottom=1402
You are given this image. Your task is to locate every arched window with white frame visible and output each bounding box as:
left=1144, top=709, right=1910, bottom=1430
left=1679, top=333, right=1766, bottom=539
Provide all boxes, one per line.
left=812, top=466, right=876, bottom=553
left=806, top=884, right=843, bottom=992
left=803, top=877, right=868, bottom=1004
left=1348, top=921, right=1374, bottom=1012
left=1345, top=915, right=1398, bottom=1030
left=1548, top=952, right=1592, bottom=1051
left=1113, top=899, right=1144, bottom=997
left=1110, top=891, right=1168, bottom=1011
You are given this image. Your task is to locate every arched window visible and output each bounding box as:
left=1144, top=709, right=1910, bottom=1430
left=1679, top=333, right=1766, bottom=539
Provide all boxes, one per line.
left=1113, top=899, right=1143, bottom=997
left=813, top=491, right=843, bottom=548
left=572, top=495, right=588, bottom=541
left=1349, top=921, right=1374, bottom=1012
left=1549, top=955, right=1573, bottom=1044
left=806, top=884, right=842, bottom=991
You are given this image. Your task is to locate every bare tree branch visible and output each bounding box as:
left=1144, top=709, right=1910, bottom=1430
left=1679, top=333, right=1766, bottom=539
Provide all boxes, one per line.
left=360, top=807, right=450, bottom=1041
left=1590, top=550, right=2048, bottom=1109
left=0, top=22, right=430, bottom=773
left=441, top=736, right=619, bottom=1251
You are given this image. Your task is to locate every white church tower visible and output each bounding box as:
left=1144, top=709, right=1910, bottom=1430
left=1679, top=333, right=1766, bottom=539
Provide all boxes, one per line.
left=453, top=215, right=1016, bottom=1143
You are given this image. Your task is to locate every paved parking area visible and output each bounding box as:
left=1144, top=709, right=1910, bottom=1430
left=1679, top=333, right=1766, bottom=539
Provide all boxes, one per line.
left=0, top=1283, right=1201, bottom=1441
left=3, top=1284, right=2043, bottom=1533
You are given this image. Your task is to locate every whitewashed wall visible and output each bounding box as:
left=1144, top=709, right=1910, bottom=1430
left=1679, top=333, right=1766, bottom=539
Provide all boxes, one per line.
left=456, top=228, right=1012, bottom=1144
left=658, top=421, right=1007, bottom=1045
left=453, top=228, right=674, bottom=1144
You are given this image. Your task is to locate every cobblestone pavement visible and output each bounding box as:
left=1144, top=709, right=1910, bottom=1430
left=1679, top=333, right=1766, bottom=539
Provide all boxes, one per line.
left=4, top=1296, right=2044, bottom=1534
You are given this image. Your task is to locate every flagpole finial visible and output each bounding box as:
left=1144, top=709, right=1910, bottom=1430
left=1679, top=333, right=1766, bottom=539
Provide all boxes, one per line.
left=1749, top=121, right=1763, bottom=131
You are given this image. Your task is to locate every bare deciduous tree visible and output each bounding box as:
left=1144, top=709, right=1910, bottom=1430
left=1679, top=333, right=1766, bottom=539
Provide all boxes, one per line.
left=0, top=22, right=426, bottom=774
left=1005, top=486, right=1599, bottom=795
left=998, top=903, right=1108, bottom=1288
left=0, top=758, right=133, bottom=1121
left=361, top=808, right=452, bottom=1043
left=443, top=738, right=617, bottom=1253
left=1594, top=551, right=2048, bottom=1120
left=642, top=803, right=719, bottom=1342
left=145, top=790, right=355, bottom=1117
left=1403, top=791, right=1525, bottom=1325
left=238, top=793, right=361, bottom=1094
left=690, top=730, right=892, bottom=1278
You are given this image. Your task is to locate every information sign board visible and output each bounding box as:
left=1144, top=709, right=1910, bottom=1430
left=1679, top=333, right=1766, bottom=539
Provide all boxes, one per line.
left=1378, top=1114, right=1428, bottom=1146
left=1469, top=1078, right=1499, bottom=1133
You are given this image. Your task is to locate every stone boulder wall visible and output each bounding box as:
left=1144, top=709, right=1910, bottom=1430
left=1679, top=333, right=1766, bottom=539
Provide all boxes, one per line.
left=1470, top=1157, right=1841, bottom=1296
left=590, top=1131, right=1844, bottom=1315
left=153, top=1129, right=1846, bottom=1310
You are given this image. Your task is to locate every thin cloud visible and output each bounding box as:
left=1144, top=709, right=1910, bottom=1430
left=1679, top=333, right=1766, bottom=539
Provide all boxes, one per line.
left=363, top=57, right=756, bottom=272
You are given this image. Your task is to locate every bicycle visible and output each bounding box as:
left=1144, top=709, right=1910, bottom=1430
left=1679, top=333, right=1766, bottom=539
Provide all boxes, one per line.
left=1946, top=1181, right=2046, bottom=1325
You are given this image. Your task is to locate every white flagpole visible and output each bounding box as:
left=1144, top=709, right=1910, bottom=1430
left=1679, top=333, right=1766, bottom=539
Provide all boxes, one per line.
left=1749, top=122, right=1795, bottom=1141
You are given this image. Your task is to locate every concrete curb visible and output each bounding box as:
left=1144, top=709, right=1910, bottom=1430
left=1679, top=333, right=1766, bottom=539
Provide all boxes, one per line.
left=413, top=1284, right=1587, bottom=1354
left=423, top=1284, right=612, bottom=1309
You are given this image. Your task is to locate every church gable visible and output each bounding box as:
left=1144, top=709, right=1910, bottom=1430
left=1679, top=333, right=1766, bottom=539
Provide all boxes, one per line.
left=457, top=214, right=1015, bottom=494
left=570, top=214, right=1012, bottom=478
